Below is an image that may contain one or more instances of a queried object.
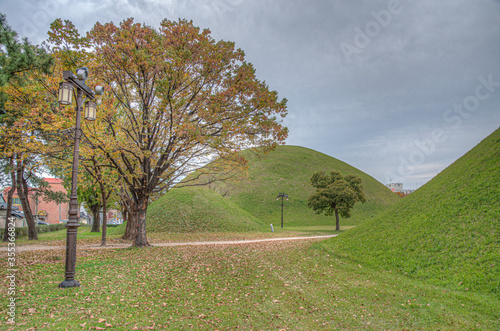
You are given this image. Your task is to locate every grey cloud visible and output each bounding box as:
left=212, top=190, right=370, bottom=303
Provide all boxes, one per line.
left=1, top=0, right=499, bottom=189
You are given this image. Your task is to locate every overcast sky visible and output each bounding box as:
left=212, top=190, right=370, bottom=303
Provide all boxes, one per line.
left=2, top=0, right=500, bottom=189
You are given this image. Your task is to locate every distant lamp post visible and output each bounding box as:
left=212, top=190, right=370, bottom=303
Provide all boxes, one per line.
left=276, top=193, right=288, bottom=229
left=57, top=67, right=104, bottom=288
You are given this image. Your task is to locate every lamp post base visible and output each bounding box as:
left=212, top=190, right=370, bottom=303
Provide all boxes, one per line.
left=58, top=279, right=80, bottom=288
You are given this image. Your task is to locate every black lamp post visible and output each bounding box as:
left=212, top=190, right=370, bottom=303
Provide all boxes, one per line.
left=57, top=67, right=103, bottom=288
left=276, top=193, right=288, bottom=229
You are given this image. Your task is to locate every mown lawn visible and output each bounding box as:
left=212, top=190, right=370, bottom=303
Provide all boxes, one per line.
left=0, top=225, right=342, bottom=248
left=1, top=237, right=499, bottom=330
left=327, top=127, right=500, bottom=296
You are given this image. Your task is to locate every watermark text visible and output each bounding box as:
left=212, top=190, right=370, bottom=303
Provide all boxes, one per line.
left=6, top=217, right=17, bottom=324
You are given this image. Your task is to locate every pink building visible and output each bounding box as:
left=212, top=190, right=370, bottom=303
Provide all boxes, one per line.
left=2, top=178, right=70, bottom=224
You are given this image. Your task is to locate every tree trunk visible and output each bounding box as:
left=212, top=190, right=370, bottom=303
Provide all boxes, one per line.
left=122, top=209, right=127, bottom=228
left=3, top=157, right=16, bottom=242
left=133, top=197, right=150, bottom=247
left=123, top=211, right=136, bottom=240
left=90, top=202, right=101, bottom=233
left=121, top=196, right=136, bottom=240
left=100, top=196, right=108, bottom=247
left=99, top=179, right=108, bottom=247
left=334, top=209, right=340, bottom=231
left=16, top=158, right=37, bottom=240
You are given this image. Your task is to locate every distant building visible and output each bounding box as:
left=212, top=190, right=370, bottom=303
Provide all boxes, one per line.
left=401, top=189, right=415, bottom=195
left=386, top=183, right=404, bottom=192
left=386, top=183, right=415, bottom=195
left=1, top=178, right=70, bottom=224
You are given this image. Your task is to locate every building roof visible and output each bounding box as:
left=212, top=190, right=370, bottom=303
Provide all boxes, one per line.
left=2, top=187, right=13, bottom=194
left=2, top=178, right=64, bottom=194
left=2, top=186, right=28, bottom=194
left=44, top=178, right=63, bottom=184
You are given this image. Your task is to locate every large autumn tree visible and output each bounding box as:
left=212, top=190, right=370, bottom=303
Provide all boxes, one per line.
left=308, top=171, right=366, bottom=231
left=0, top=13, right=54, bottom=240
left=53, top=18, right=288, bottom=247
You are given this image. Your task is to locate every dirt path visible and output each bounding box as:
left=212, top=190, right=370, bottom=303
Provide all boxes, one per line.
left=0, top=234, right=337, bottom=253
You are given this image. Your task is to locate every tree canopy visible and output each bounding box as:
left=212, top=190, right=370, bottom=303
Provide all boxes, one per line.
left=0, top=13, right=56, bottom=240
left=0, top=14, right=289, bottom=246
left=307, top=171, right=366, bottom=231
left=45, top=17, right=288, bottom=247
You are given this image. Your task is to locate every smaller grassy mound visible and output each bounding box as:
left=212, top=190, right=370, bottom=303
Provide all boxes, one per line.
left=323, top=127, right=500, bottom=295
left=190, top=145, right=399, bottom=227
left=147, top=186, right=261, bottom=233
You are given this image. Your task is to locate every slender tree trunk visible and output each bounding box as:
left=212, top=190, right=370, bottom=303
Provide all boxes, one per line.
left=100, top=192, right=108, bottom=247
left=119, top=199, right=127, bottom=228
left=98, top=172, right=109, bottom=247
left=16, top=158, right=37, bottom=240
left=90, top=203, right=101, bottom=232
left=133, top=197, right=150, bottom=247
left=3, top=157, right=16, bottom=242
left=334, top=209, right=340, bottom=231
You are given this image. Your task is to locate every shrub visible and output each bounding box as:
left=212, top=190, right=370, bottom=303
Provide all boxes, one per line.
left=0, top=222, right=69, bottom=239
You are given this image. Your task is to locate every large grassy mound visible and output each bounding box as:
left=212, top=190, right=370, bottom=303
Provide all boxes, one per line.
left=196, top=145, right=399, bottom=227
left=323, top=127, right=500, bottom=295
left=147, top=186, right=261, bottom=233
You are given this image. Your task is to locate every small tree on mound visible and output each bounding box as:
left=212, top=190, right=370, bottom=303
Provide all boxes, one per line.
left=307, top=171, right=366, bottom=231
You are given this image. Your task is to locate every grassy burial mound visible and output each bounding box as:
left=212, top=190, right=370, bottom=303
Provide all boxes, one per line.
left=324, top=127, right=500, bottom=294
left=192, top=145, right=399, bottom=228
left=147, top=186, right=261, bottom=233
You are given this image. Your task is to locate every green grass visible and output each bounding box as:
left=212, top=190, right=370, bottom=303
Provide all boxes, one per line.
left=3, top=136, right=499, bottom=328
left=185, top=145, right=399, bottom=228
left=323, top=127, right=500, bottom=295
left=2, top=239, right=499, bottom=330
left=0, top=223, right=335, bottom=248
left=147, top=186, right=262, bottom=233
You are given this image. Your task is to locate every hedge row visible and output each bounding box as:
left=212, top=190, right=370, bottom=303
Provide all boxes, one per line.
left=0, top=223, right=67, bottom=239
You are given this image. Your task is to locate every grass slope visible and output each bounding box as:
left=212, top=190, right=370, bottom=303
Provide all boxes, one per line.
left=147, top=186, right=261, bottom=233
left=204, top=145, right=399, bottom=227
left=323, top=127, right=500, bottom=295
left=7, top=240, right=500, bottom=330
